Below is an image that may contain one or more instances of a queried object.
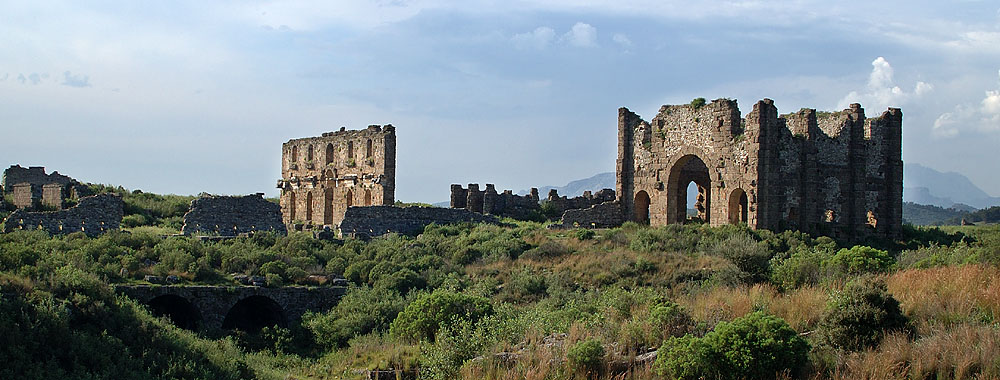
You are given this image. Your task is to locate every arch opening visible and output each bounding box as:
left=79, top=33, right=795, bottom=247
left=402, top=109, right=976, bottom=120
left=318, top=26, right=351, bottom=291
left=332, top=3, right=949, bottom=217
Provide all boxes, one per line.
left=347, top=141, right=354, bottom=163
left=288, top=191, right=296, bottom=221
left=324, top=189, right=334, bottom=225
left=668, top=155, right=711, bottom=224
left=366, top=139, right=373, bottom=159
left=345, top=189, right=354, bottom=208
left=364, top=189, right=372, bottom=206
left=305, top=191, right=313, bottom=222
left=306, top=144, right=314, bottom=162
left=728, top=188, right=749, bottom=225
left=634, top=190, right=650, bottom=224
left=222, top=296, right=287, bottom=331
left=148, top=294, right=201, bottom=330
left=290, top=146, right=298, bottom=163
left=325, top=143, right=335, bottom=165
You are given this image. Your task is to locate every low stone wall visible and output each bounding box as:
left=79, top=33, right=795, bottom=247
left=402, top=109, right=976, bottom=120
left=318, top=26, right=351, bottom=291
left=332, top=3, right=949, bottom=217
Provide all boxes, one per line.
left=556, top=201, right=624, bottom=229
left=181, top=193, right=287, bottom=236
left=2, top=193, right=123, bottom=237
left=339, top=205, right=501, bottom=238
left=543, top=188, right=616, bottom=216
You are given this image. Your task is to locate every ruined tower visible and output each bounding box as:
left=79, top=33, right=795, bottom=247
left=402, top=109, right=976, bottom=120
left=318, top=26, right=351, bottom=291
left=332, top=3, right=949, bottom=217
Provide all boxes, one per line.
left=617, top=98, right=902, bottom=238
left=277, top=125, right=396, bottom=230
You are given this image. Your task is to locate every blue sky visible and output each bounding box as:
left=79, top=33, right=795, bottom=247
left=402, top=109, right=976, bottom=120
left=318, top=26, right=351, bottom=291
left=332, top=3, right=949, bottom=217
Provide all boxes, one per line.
left=2, top=1, right=1000, bottom=202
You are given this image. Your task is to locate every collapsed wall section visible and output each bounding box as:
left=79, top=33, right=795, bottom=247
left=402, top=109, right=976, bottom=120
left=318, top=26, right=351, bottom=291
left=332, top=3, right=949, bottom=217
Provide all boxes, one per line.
left=2, top=193, right=123, bottom=237
left=181, top=193, right=287, bottom=236
left=339, top=206, right=501, bottom=239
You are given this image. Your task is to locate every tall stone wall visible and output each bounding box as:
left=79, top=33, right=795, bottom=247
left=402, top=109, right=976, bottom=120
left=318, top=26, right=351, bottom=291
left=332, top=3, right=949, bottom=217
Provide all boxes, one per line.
left=181, top=193, right=287, bottom=236
left=277, top=125, right=396, bottom=231
left=2, top=165, right=84, bottom=210
left=339, top=205, right=501, bottom=239
left=2, top=193, right=123, bottom=237
left=2, top=165, right=74, bottom=192
left=617, top=98, right=903, bottom=238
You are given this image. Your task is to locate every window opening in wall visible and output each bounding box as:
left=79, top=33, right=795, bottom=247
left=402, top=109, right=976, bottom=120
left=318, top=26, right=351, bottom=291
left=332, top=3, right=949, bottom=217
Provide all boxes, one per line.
left=325, top=143, right=334, bottom=165
left=288, top=191, right=296, bottom=221
left=347, top=141, right=354, bottom=161
left=366, top=139, right=373, bottom=158
left=306, top=192, right=313, bottom=222
left=634, top=190, right=650, bottom=224
left=307, top=145, right=314, bottom=162
left=728, top=188, right=748, bottom=224
left=364, top=189, right=372, bottom=206
left=291, top=146, right=298, bottom=162
left=324, top=189, right=334, bottom=225
left=346, top=189, right=353, bottom=208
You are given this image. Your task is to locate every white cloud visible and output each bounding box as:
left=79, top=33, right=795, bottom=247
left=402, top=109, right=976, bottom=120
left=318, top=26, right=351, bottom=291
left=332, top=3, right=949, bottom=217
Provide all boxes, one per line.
left=61, top=71, right=91, bottom=88
left=612, top=33, right=632, bottom=47
left=512, top=26, right=556, bottom=50
left=933, top=69, right=1000, bottom=137
left=837, top=57, right=932, bottom=112
left=562, top=22, right=597, bottom=47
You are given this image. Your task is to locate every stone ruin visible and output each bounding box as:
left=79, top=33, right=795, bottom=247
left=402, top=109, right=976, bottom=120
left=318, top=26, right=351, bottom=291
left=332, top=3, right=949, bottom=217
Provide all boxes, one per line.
left=2, top=193, right=123, bottom=237
left=449, top=183, right=619, bottom=227
left=339, top=205, right=501, bottom=239
left=2, top=165, right=90, bottom=210
left=181, top=193, right=287, bottom=236
left=277, top=125, right=396, bottom=231
left=617, top=98, right=902, bottom=238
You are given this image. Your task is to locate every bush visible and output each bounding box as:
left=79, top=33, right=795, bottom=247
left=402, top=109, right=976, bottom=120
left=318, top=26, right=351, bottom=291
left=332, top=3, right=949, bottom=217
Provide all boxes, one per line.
left=825, top=246, right=894, bottom=274
left=305, top=286, right=405, bottom=348
left=573, top=228, right=596, bottom=241
left=655, top=312, right=809, bottom=380
left=770, top=248, right=832, bottom=289
left=389, top=290, right=493, bottom=342
left=690, top=97, right=707, bottom=109
left=818, top=278, right=909, bottom=350
left=567, top=338, right=605, bottom=373
left=709, top=233, right=772, bottom=283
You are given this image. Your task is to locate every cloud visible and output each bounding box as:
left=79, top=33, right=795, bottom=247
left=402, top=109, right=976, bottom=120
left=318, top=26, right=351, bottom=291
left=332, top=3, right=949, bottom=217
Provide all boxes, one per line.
left=837, top=57, right=932, bottom=112
left=562, top=22, right=597, bottom=47
left=16, top=72, right=46, bottom=85
left=612, top=33, right=632, bottom=47
left=61, top=71, right=91, bottom=88
left=512, top=26, right=556, bottom=50
left=933, top=69, right=1000, bottom=137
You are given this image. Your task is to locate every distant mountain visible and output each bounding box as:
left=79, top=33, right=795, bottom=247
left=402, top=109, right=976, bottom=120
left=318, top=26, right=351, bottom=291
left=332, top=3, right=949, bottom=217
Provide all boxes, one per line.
left=519, top=172, right=616, bottom=197
left=904, top=163, right=1000, bottom=209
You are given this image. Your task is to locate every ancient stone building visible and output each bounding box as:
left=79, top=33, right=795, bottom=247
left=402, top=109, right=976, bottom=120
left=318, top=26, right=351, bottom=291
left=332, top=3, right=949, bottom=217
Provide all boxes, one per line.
left=277, top=125, right=396, bottom=230
left=450, top=184, right=541, bottom=220
left=617, top=98, right=902, bottom=238
left=2, top=165, right=88, bottom=210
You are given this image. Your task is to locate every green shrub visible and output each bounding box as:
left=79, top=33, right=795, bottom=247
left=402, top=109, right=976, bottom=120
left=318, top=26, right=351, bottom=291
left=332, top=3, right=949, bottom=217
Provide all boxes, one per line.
left=305, top=286, right=406, bottom=348
left=818, top=278, right=908, bottom=350
left=573, top=228, right=596, bottom=241
left=389, top=290, right=493, bottom=342
left=770, top=248, right=832, bottom=289
left=567, top=338, right=605, bottom=373
left=655, top=312, right=809, bottom=380
left=121, top=214, right=152, bottom=228
left=709, top=233, right=772, bottom=283
left=690, top=97, right=707, bottom=109
left=825, top=245, right=893, bottom=274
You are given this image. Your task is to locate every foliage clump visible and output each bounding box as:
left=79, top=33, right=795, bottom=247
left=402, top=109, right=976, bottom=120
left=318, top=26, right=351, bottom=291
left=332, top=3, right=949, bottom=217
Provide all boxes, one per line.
left=389, top=290, right=493, bottom=342
left=818, top=278, right=909, bottom=350
left=690, top=97, right=707, bottom=109
left=655, top=311, right=809, bottom=380
left=567, top=338, right=605, bottom=374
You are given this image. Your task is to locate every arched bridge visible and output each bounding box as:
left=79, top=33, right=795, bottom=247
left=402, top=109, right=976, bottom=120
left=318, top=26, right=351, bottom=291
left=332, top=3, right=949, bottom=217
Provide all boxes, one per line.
left=116, top=285, right=346, bottom=331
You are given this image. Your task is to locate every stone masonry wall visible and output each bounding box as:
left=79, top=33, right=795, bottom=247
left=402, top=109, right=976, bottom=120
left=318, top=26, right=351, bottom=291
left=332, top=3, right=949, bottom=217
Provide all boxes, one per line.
left=617, top=98, right=903, bottom=238
left=543, top=188, right=616, bottom=216
left=2, top=165, right=74, bottom=192
left=339, top=205, right=501, bottom=239
left=181, top=193, right=287, bottom=236
left=278, top=125, right=396, bottom=231
left=2, top=193, right=123, bottom=237
left=557, top=201, right=624, bottom=229
left=2, top=165, right=86, bottom=210
left=451, top=183, right=540, bottom=220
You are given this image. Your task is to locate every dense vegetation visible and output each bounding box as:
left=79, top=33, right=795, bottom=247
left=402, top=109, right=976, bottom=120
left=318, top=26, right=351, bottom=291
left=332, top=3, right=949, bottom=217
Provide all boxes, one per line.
left=903, top=201, right=1000, bottom=226
left=2, top=190, right=1000, bottom=379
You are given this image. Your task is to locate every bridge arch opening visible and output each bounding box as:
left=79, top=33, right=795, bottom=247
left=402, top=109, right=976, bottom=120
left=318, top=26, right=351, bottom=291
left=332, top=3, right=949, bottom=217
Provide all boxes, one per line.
left=222, top=296, right=287, bottom=331
left=148, top=294, right=202, bottom=330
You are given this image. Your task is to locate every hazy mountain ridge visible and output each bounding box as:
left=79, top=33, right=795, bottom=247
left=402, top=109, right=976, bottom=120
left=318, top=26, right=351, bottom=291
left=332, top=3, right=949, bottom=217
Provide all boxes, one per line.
left=904, top=163, right=1000, bottom=209
left=518, top=172, right=616, bottom=197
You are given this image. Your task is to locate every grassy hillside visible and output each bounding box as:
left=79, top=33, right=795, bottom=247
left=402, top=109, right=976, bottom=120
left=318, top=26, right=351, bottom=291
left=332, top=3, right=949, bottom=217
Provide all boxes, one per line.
left=4, top=212, right=1000, bottom=379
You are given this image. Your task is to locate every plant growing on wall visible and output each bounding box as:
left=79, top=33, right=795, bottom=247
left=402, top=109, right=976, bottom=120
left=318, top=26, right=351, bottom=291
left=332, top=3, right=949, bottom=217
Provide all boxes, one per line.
left=346, top=158, right=356, bottom=167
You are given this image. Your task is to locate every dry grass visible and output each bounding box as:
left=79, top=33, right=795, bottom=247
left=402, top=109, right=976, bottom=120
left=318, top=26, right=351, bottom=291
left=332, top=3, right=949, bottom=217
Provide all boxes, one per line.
left=888, top=265, right=1000, bottom=332
left=677, top=283, right=828, bottom=331
left=833, top=325, right=1000, bottom=380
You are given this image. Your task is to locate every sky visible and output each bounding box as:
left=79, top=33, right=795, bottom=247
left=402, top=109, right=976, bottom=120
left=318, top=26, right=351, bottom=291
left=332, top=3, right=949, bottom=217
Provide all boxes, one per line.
left=2, top=1, right=1000, bottom=202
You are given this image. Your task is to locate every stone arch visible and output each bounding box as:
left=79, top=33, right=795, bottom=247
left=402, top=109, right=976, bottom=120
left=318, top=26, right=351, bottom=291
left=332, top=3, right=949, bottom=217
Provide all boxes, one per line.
left=364, top=189, right=372, bottom=206
left=306, top=144, right=314, bottom=162
left=666, top=153, right=712, bottom=224
left=291, top=145, right=298, bottom=163
left=347, top=141, right=354, bottom=163
left=288, top=191, right=296, bottom=221
left=634, top=190, right=650, bottom=224
left=147, top=294, right=201, bottom=330
left=728, top=188, right=749, bottom=224
left=324, top=188, right=334, bottom=225
left=325, top=143, right=335, bottom=165
left=366, top=139, right=373, bottom=159
left=222, top=296, right=287, bottom=331
left=345, top=189, right=353, bottom=208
